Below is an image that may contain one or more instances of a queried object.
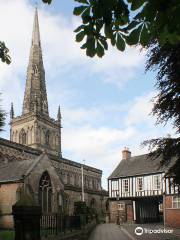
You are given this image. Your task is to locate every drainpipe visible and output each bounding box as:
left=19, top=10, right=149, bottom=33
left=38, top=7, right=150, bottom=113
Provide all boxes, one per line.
left=163, top=192, right=166, bottom=226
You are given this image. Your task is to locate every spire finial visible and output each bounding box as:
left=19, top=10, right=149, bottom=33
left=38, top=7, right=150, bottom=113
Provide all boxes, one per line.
left=10, top=102, right=14, bottom=119
left=57, top=106, right=61, bottom=121
left=32, top=6, right=41, bottom=46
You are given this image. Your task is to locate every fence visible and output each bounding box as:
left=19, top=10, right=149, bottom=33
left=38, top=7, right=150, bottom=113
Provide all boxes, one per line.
left=40, top=214, right=82, bottom=237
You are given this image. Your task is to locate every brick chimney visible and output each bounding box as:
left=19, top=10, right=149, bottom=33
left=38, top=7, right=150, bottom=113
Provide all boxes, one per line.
left=122, top=147, right=131, bottom=160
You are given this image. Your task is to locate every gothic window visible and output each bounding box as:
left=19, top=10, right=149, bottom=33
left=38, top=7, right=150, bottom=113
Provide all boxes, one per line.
left=90, top=198, right=96, bottom=208
left=45, top=130, right=50, bottom=146
left=67, top=173, right=70, bottom=185
left=38, top=171, right=52, bottom=213
left=74, top=174, right=79, bottom=186
left=19, top=129, right=27, bottom=144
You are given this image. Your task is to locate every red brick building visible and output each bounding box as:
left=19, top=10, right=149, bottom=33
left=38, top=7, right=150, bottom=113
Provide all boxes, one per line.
left=108, top=148, right=180, bottom=228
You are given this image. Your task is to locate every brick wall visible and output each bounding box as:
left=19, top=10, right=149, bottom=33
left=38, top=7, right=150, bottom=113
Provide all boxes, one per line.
left=165, top=196, right=180, bottom=228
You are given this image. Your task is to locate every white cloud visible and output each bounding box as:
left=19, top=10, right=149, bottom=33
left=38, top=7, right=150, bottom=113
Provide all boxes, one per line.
left=0, top=1, right=174, bottom=189
left=125, top=91, right=155, bottom=126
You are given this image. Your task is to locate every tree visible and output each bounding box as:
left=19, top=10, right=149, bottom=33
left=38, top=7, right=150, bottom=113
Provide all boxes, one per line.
left=0, top=99, right=5, bottom=132
left=143, top=42, right=180, bottom=184
left=0, top=0, right=179, bottom=183
left=0, top=41, right=11, bottom=64
left=42, top=0, right=180, bottom=184
left=43, top=0, right=180, bottom=57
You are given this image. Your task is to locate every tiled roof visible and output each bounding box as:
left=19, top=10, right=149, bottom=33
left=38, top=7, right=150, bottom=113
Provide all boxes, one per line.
left=108, top=154, right=176, bottom=179
left=0, top=159, right=36, bottom=183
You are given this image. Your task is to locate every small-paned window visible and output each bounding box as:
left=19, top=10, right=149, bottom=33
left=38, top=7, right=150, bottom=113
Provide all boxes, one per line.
left=136, top=177, right=143, bottom=191
left=153, top=175, right=161, bottom=190
left=122, top=179, right=129, bottom=193
left=172, top=196, right=180, bottom=208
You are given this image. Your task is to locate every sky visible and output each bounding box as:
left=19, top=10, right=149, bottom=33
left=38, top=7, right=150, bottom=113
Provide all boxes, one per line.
left=0, top=0, right=175, bottom=189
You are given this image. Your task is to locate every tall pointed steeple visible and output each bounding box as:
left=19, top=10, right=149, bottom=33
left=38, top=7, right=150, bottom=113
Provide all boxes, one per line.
left=22, top=8, right=49, bottom=115
left=10, top=9, right=62, bottom=157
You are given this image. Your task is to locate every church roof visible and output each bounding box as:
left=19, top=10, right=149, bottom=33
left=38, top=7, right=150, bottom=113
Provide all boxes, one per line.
left=0, top=159, right=36, bottom=183
left=0, top=137, right=102, bottom=178
left=108, top=153, right=176, bottom=179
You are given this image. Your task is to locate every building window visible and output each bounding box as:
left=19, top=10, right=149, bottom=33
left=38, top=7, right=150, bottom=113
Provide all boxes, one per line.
left=172, top=196, right=180, bottom=209
left=118, top=203, right=125, bottom=211
left=136, top=177, right=143, bottom=191
left=19, top=128, right=26, bottom=144
left=153, top=175, right=161, bottom=190
left=122, top=179, right=129, bottom=193
left=45, top=130, right=50, bottom=145
left=38, top=171, right=52, bottom=213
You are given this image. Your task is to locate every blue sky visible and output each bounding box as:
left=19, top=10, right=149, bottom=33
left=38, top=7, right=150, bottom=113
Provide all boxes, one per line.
left=0, top=0, right=175, bottom=189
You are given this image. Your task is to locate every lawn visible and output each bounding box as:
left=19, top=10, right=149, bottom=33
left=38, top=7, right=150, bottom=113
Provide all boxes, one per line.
left=0, top=230, right=14, bottom=240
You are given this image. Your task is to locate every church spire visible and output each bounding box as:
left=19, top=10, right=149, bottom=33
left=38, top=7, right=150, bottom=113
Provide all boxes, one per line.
left=22, top=8, right=49, bottom=116
left=32, top=8, right=41, bottom=46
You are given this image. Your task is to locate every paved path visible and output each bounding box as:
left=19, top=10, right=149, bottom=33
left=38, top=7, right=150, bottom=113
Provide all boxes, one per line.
left=88, top=223, right=180, bottom=240
left=88, top=223, right=131, bottom=240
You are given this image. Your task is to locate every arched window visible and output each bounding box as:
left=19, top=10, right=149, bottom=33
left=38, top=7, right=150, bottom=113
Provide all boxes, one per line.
left=38, top=171, right=52, bottom=213
left=45, top=130, right=50, bottom=145
left=19, top=129, right=26, bottom=144
left=90, top=198, right=96, bottom=208
left=67, top=173, right=70, bottom=185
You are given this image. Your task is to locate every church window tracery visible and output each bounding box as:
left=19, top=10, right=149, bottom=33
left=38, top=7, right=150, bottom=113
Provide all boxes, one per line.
left=38, top=171, right=52, bottom=213
left=19, top=129, right=27, bottom=144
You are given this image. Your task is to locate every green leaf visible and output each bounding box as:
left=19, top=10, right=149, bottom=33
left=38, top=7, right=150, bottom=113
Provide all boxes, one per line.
left=124, top=20, right=139, bottom=31
left=86, top=37, right=96, bottom=57
left=140, top=25, right=150, bottom=46
left=104, top=24, right=112, bottom=38
left=125, top=25, right=142, bottom=45
left=111, top=35, right=116, bottom=46
left=74, top=25, right=84, bottom=33
left=75, top=0, right=88, bottom=3
left=73, top=6, right=87, bottom=16
left=116, top=34, right=125, bottom=51
left=81, top=43, right=87, bottom=49
left=42, top=0, right=52, bottom=4
left=96, top=20, right=104, bottom=32
left=96, top=41, right=104, bottom=58
left=76, top=31, right=85, bottom=42
left=131, top=0, right=146, bottom=11
left=99, top=38, right=108, bottom=50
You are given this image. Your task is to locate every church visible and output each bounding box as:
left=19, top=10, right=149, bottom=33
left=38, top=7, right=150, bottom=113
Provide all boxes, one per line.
left=0, top=9, right=107, bottom=229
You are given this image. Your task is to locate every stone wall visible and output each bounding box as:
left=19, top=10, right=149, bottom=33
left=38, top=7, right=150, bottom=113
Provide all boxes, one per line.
left=0, top=182, right=20, bottom=229
left=109, top=200, right=133, bottom=224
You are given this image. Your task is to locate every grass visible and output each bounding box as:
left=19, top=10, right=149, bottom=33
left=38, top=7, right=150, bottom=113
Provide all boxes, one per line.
left=0, top=230, right=15, bottom=240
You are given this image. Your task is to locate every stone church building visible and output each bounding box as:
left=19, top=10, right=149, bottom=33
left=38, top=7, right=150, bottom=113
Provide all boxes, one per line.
left=0, top=9, right=107, bottom=229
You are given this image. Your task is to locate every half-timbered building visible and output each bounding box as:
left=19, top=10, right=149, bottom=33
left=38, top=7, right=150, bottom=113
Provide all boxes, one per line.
left=108, top=148, right=180, bottom=228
